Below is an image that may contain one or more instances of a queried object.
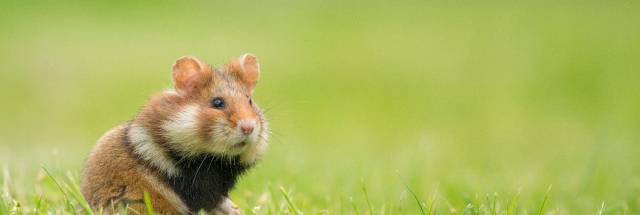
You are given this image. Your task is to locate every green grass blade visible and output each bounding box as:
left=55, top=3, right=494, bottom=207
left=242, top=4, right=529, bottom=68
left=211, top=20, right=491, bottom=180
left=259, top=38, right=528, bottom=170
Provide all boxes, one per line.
left=536, top=186, right=552, bottom=215
left=460, top=204, right=472, bottom=215
left=426, top=195, right=437, bottom=215
left=488, top=193, right=497, bottom=215
left=279, top=186, right=301, bottom=215
left=119, top=204, right=129, bottom=215
left=350, top=197, right=361, bottom=215
left=143, top=191, right=155, bottom=215
left=1, top=166, right=12, bottom=215
left=506, top=191, right=520, bottom=215
left=362, top=179, right=374, bottom=215
left=41, top=167, right=74, bottom=211
left=33, top=195, right=44, bottom=215
left=0, top=197, right=8, bottom=215
left=64, top=171, right=94, bottom=215
left=396, top=172, right=426, bottom=215
left=597, top=201, right=606, bottom=215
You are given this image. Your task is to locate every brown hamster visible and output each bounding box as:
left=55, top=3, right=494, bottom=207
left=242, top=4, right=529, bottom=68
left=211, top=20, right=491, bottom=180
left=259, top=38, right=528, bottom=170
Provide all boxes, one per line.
left=80, top=54, right=269, bottom=214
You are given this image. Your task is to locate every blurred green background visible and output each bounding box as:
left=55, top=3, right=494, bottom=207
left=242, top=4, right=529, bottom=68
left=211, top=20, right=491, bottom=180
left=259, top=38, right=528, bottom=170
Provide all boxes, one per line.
left=1, top=0, right=639, bottom=214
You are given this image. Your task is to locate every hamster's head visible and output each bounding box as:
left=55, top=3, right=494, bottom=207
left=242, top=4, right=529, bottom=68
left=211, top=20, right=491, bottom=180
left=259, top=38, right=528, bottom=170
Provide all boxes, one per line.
left=139, top=54, right=268, bottom=162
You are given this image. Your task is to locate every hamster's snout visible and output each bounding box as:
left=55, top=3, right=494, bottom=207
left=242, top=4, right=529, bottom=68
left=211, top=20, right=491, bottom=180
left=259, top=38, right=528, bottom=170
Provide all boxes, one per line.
left=238, top=119, right=256, bottom=135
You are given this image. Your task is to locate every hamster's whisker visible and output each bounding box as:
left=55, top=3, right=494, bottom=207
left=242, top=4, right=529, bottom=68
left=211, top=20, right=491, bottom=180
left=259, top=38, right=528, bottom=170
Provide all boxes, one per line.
left=205, top=154, right=215, bottom=171
left=173, top=151, right=192, bottom=165
left=266, top=134, right=284, bottom=145
left=191, top=156, right=208, bottom=187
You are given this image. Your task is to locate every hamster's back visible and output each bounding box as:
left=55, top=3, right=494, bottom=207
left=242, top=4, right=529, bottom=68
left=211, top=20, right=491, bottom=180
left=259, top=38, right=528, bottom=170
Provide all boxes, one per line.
left=80, top=125, right=188, bottom=214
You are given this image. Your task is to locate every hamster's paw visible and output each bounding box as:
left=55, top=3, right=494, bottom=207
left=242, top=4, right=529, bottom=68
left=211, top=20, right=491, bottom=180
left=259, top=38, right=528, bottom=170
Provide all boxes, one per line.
left=213, top=197, right=241, bottom=215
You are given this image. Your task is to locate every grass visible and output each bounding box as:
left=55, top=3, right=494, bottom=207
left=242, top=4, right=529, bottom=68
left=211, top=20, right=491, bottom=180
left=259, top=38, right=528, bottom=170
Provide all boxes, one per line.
left=0, top=169, right=570, bottom=214
left=0, top=166, right=616, bottom=214
left=1, top=0, right=640, bottom=214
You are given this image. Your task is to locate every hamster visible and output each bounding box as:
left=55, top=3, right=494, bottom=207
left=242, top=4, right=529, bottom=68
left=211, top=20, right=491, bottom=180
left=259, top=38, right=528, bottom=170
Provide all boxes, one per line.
left=80, top=54, right=269, bottom=215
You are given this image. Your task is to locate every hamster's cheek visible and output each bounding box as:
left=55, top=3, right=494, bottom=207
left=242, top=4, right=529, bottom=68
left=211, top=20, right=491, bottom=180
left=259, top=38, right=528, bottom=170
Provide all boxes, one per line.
left=197, top=108, right=229, bottom=143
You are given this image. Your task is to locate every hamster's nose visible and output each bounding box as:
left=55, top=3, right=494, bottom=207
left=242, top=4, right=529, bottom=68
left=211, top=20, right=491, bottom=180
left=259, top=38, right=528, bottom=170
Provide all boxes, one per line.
left=241, top=125, right=254, bottom=135
left=238, top=119, right=256, bottom=135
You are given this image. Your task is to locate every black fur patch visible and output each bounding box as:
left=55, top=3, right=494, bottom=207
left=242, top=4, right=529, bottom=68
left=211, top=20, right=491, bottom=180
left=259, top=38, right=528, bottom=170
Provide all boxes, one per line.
left=164, top=151, right=249, bottom=213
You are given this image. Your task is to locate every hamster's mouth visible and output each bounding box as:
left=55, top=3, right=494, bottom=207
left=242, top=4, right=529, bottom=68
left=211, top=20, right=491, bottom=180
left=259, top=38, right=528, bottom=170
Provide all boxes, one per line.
left=233, top=141, right=248, bottom=148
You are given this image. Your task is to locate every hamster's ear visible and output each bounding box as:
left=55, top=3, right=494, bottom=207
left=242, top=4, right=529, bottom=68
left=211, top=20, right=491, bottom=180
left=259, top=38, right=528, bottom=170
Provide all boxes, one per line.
left=172, top=56, right=212, bottom=95
left=230, top=53, right=260, bottom=93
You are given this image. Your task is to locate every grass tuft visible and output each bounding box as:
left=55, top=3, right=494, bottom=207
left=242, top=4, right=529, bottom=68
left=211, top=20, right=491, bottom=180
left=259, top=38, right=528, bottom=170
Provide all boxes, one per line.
left=41, top=167, right=74, bottom=212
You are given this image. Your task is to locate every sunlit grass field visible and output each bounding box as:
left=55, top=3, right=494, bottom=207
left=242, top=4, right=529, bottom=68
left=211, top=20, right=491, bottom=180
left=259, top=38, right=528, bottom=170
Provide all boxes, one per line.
left=1, top=0, right=639, bottom=214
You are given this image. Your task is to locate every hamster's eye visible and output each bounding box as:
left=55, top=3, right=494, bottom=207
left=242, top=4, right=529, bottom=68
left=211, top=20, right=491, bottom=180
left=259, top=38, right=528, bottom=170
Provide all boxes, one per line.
left=249, top=97, right=253, bottom=105
left=210, top=97, right=225, bottom=109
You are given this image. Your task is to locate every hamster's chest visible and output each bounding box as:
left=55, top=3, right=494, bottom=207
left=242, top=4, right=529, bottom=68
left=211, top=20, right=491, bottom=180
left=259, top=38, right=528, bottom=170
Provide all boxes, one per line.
left=164, top=155, right=248, bottom=212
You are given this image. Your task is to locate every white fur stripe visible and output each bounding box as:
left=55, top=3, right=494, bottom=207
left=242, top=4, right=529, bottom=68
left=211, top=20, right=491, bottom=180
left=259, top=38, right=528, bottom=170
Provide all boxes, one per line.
left=162, top=105, right=202, bottom=156
left=129, top=123, right=179, bottom=177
